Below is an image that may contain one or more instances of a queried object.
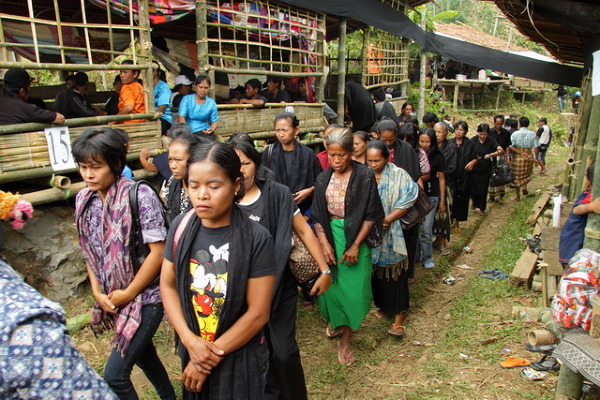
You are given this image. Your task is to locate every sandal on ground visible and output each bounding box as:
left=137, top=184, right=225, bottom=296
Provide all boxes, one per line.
left=374, top=309, right=388, bottom=319
left=326, top=324, right=342, bottom=339
left=440, top=248, right=451, bottom=256
left=530, top=355, right=560, bottom=372
left=302, top=301, right=314, bottom=309
left=388, top=324, right=405, bottom=337
left=522, top=189, right=529, bottom=196
left=408, top=277, right=417, bottom=284
left=525, top=344, right=556, bottom=354
left=499, top=356, right=530, bottom=368
left=337, top=342, right=355, bottom=366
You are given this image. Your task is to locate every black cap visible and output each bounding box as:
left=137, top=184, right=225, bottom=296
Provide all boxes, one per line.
left=4, top=68, right=31, bottom=89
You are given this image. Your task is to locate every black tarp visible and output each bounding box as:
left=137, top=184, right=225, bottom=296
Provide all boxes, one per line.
left=280, top=0, right=584, bottom=87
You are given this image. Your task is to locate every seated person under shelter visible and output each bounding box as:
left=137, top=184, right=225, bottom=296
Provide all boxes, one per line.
left=63, top=72, right=104, bottom=119
left=262, top=76, right=291, bottom=103
left=230, top=78, right=267, bottom=107
left=0, top=68, right=64, bottom=125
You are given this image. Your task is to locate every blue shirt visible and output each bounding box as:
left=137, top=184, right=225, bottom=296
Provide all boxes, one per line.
left=178, top=94, right=219, bottom=134
left=153, top=80, right=172, bottom=124
left=559, top=189, right=592, bottom=264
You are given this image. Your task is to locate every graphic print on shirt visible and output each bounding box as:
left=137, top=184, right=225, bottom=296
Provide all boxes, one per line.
left=189, top=244, right=229, bottom=342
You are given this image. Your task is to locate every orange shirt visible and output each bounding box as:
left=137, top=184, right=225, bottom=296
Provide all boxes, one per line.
left=118, top=81, right=146, bottom=124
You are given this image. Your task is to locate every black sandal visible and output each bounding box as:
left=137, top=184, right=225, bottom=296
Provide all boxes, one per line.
left=529, top=355, right=560, bottom=371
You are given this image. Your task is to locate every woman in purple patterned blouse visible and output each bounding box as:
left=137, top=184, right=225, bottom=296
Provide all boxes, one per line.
left=73, top=127, right=175, bottom=400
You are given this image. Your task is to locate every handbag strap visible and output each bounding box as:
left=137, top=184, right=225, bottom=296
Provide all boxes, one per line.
left=172, top=209, right=195, bottom=261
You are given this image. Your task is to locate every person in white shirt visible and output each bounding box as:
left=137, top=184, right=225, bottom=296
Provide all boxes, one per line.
left=535, top=117, right=551, bottom=175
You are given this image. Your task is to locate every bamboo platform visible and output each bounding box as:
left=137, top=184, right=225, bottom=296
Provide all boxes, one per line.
left=216, top=103, right=325, bottom=140
left=0, top=119, right=162, bottom=181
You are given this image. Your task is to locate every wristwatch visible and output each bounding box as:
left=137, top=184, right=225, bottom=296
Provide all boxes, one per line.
left=320, top=269, right=331, bottom=275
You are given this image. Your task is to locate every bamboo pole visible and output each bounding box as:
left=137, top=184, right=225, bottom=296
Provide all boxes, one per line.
left=314, top=18, right=326, bottom=103
left=26, top=0, right=40, bottom=63
left=0, top=62, right=154, bottom=71
left=210, top=67, right=323, bottom=77
left=0, top=113, right=161, bottom=135
left=0, top=18, right=8, bottom=62
left=80, top=0, right=94, bottom=65
left=138, top=0, right=154, bottom=114
left=417, top=8, right=427, bottom=123
left=569, top=73, right=592, bottom=199
left=0, top=151, right=162, bottom=185
left=106, top=0, right=115, bottom=63
left=336, top=18, right=347, bottom=125
left=20, top=169, right=156, bottom=205
left=52, top=0, right=66, bottom=64
left=583, top=123, right=600, bottom=250
left=362, top=27, right=370, bottom=86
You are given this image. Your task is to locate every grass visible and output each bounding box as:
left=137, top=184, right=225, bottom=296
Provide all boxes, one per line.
left=426, top=195, right=553, bottom=399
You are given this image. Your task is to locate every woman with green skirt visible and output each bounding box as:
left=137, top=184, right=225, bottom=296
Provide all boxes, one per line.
left=312, top=127, right=384, bottom=366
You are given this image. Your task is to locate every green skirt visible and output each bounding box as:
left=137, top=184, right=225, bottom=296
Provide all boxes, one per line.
left=318, top=219, right=372, bottom=330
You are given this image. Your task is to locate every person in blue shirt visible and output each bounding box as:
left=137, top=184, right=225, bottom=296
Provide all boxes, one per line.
left=153, top=66, right=172, bottom=135
left=559, top=163, right=600, bottom=267
left=177, top=75, right=219, bottom=138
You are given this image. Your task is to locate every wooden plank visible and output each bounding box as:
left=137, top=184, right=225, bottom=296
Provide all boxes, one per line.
left=539, top=250, right=566, bottom=276
left=510, top=248, right=539, bottom=287
left=526, top=192, right=552, bottom=225
left=533, top=223, right=542, bottom=236
left=541, top=226, right=561, bottom=251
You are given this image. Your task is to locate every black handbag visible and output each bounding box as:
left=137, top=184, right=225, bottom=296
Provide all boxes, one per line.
left=400, top=188, right=434, bottom=230
left=129, top=180, right=165, bottom=287
left=489, top=163, right=515, bottom=187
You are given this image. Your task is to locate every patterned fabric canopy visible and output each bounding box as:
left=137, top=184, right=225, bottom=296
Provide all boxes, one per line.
left=87, top=0, right=196, bottom=25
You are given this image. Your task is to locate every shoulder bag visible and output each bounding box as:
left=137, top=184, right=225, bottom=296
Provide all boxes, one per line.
left=400, top=188, right=434, bottom=230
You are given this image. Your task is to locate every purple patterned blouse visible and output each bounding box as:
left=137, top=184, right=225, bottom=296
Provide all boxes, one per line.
left=84, top=184, right=166, bottom=304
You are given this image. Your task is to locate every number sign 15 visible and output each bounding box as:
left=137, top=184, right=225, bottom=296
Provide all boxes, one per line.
left=44, top=127, right=77, bottom=171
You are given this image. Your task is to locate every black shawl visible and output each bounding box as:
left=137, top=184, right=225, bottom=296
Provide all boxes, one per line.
left=392, top=140, right=421, bottom=182
left=166, top=178, right=191, bottom=226
left=312, top=162, right=384, bottom=270
left=174, top=206, right=268, bottom=400
left=344, top=81, right=377, bottom=131
left=448, top=138, right=474, bottom=194
left=439, top=139, right=457, bottom=183
left=261, top=141, right=322, bottom=212
left=253, top=179, right=295, bottom=315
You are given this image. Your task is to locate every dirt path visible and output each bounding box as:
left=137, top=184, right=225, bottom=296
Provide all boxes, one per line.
left=297, top=159, right=565, bottom=400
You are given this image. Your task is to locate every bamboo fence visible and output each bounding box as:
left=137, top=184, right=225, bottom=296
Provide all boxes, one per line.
left=202, top=0, right=326, bottom=77
left=362, top=28, right=410, bottom=90
left=216, top=103, right=325, bottom=139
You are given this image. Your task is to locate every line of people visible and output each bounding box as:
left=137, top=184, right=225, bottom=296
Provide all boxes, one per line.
left=71, top=104, right=551, bottom=398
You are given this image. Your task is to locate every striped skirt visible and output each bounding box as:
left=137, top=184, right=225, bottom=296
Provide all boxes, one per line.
left=510, top=148, right=534, bottom=187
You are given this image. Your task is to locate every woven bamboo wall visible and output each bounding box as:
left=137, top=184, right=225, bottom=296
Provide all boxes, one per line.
left=216, top=103, right=324, bottom=139
left=363, top=29, right=409, bottom=89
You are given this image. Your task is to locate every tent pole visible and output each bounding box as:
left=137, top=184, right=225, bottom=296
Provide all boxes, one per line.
left=417, top=8, right=426, bottom=123
left=138, top=0, right=154, bottom=113
left=336, top=18, right=347, bottom=125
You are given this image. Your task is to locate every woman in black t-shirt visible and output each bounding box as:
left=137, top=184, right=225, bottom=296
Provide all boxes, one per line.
left=228, top=137, right=330, bottom=399
left=418, top=128, right=446, bottom=269
left=465, top=124, right=503, bottom=215
left=161, top=142, right=277, bottom=399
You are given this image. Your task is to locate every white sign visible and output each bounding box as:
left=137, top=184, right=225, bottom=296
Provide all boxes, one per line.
left=593, top=50, right=600, bottom=97
left=44, top=126, right=77, bottom=171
